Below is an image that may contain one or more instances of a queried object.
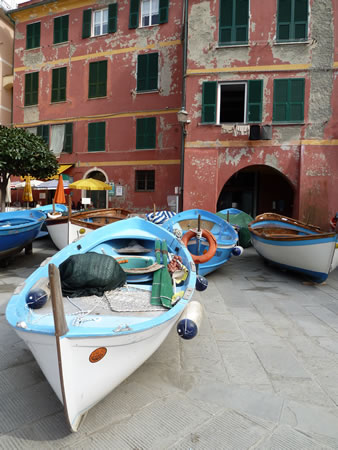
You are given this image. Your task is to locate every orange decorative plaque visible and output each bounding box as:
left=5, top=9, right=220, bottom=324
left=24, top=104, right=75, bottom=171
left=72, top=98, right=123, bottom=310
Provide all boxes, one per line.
left=89, top=347, right=107, bottom=363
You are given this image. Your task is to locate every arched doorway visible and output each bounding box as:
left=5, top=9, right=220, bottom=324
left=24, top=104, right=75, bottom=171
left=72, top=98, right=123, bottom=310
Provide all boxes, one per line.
left=217, top=165, right=294, bottom=217
left=86, top=170, right=107, bottom=209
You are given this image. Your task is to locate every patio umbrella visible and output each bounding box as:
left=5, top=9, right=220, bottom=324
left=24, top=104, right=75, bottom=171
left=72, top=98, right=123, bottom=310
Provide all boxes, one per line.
left=22, top=176, right=33, bottom=203
left=68, top=178, right=112, bottom=191
left=53, top=174, right=66, bottom=204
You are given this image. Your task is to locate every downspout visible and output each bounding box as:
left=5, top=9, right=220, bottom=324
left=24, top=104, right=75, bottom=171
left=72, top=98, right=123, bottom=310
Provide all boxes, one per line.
left=179, top=0, right=188, bottom=212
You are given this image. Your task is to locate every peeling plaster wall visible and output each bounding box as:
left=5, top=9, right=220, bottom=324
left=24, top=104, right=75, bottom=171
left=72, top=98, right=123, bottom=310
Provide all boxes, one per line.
left=182, top=0, right=338, bottom=227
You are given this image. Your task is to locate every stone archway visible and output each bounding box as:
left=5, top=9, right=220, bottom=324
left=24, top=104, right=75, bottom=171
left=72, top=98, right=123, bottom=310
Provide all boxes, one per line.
left=85, top=169, right=108, bottom=209
left=217, top=165, right=295, bottom=218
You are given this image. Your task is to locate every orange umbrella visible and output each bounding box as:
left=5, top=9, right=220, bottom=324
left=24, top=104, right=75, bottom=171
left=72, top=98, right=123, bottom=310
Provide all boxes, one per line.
left=22, top=176, right=33, bottom=203
left=53, top=174, right=66, bottom=204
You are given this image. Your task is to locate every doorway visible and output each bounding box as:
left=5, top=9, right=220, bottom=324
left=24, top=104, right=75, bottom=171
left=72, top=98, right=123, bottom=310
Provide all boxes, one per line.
left=86, top=170, right=107, bottom=209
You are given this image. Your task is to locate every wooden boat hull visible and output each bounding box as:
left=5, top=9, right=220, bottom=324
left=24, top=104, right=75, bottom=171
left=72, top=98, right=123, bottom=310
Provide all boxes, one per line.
left=6, top=217, right=196, bottom=431
left=46, top=208, right=130, bottom=250
left=0, top=210, right=45, bottom=260
left=249, top=213, right=337, bottom=283
left=163, top=209, right=239, bottom=276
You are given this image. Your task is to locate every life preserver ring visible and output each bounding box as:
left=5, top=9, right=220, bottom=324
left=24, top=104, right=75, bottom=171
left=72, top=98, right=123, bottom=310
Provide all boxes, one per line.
left=47, top=211, right=62, bottom=219
left=182, top=229, right=217, bottom=264
left=330, top=216, right=338, bottom=231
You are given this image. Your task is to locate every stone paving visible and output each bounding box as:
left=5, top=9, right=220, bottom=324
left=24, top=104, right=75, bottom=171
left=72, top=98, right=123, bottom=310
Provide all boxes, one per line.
left=0, top=236, right=338, bottom=448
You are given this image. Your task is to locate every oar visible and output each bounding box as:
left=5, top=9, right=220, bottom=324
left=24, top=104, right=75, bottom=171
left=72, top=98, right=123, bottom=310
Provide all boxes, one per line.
left=160, top=240, right=174, bottom=308
left=150, top=240, right=162, bottom=306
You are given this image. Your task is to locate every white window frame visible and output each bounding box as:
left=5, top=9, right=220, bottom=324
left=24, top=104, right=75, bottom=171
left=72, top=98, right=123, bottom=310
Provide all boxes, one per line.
left=141, top=0, right=160, bottom=27
left=216, top=81, right=248, bottom=124
left=92, top=8, right=108, bottom=37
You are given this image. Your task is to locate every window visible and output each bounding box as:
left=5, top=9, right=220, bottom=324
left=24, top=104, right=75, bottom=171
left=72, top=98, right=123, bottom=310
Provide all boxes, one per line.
left=277, top=0, right=308, bottom=41
left=50, top=123, right=73, bottom=155
left=135, top=170, right=155, bottom=191
left=136, top=117, right=156, bottom=149
left=37, top=125, right=49, bottom=146
left=201, top=80, right=263, bottom=124
left=54, top=15, right=69, bottom=44
left=273, top=78, right=305, bottom=123
left=25, top=72, right=39, bottom=106
left=137, top=53, right=158, bottom=92
left=129, top=0, right=168, bottom=29
left=26, top=22, right=40, bottom=49
left=88, top=122, right=105, bottom=152
left=51, top=67, right=67, bottom=103
left=219, top=0, right=249, bottom=45
left=89, top=60, right=107, bottom=98
left=82, top=4, right=118, bottom=38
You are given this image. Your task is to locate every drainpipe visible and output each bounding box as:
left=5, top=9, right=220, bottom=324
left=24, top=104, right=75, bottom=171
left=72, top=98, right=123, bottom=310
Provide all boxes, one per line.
left=178, top=0, right=189, bottom=212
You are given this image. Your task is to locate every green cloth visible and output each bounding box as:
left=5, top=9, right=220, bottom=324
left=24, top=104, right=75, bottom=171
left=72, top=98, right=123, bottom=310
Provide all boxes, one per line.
left=160, top=240, right=174, bottom=309
left=151, top=240, right=162, bottom=306
left=217, top=211, right=253, bottom=248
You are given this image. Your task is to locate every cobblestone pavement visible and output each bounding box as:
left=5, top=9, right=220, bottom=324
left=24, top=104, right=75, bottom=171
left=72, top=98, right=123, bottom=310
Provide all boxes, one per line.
left=1, top=236, right=338, bottom=449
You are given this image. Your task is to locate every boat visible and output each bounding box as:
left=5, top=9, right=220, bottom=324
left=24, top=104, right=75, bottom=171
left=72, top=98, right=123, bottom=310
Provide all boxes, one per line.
left=217, top=208, right=253, bottom=248
left=0, top=209, right=45, bottom=263
left=46, top=207, right=130, bottom=250
left=248, top=213, right=337, bottom=283
left=162, top=209, right=241, bottom=276
left=6, top=217, right=201, bottom=432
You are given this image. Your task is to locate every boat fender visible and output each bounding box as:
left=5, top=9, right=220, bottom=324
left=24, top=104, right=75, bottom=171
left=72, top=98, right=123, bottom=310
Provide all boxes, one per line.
left=182, top=229, right=217, bottom=264
left=232, top=245, right=244, bottom=256
left=26, top=288, right=48, bottom=309
left=177, top=301, right=203, bottom=340
left=196, top=274, right=208, bottom=291
left=47, top=211, right=62, bottom=219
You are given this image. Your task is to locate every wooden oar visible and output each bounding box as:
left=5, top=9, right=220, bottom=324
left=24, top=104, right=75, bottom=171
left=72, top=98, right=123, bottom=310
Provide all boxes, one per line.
left=196, top=214, right=201, bottom=275
left=160, top=240, right=174, bottom=308
left=151, top=240, right=162, bottom=306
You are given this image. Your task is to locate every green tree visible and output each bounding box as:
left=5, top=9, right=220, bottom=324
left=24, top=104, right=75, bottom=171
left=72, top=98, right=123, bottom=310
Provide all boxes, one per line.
left=0, top=126, right=59, bottom=211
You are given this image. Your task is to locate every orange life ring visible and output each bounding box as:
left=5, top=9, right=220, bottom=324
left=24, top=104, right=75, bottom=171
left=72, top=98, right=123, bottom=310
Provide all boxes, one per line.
left=182, top=229, right=217, bottom=264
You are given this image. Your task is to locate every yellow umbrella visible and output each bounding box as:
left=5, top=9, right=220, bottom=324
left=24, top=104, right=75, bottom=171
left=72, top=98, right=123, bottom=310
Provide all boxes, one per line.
left=68, top=178, right=112, bottom=191
left=22, top=176, right=33, bottom=203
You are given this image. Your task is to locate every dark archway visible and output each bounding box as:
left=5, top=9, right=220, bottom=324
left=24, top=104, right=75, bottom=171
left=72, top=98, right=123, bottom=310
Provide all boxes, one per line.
left=217, top=165, right=294, bottom=217
left=86, top=170, right=107, bottom=209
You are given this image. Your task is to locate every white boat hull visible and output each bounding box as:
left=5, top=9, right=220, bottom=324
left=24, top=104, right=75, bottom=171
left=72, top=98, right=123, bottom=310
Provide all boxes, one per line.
left=17, top=315, right=177, bottom=431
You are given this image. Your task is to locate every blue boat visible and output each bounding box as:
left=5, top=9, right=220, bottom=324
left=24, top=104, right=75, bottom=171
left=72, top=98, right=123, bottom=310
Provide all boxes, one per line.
left=217, top=208, right=253, bottom=248
left=6, top=217, right=202, bottom=431
left=35, top=204, right=68, bottom=215
left=0, top=210, right=45, bottom=262
left=163, top=209, right=241, bottom=276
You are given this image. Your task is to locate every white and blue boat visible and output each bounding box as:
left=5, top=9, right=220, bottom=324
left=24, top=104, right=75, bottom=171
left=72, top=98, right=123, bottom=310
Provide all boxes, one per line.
left=6, top=217, right=201, bottom=432
left=0, top=209, right=45, bottom=262
left=163, top=209, right=241, bottom=276
left=248, top=213, right=337, bottom=283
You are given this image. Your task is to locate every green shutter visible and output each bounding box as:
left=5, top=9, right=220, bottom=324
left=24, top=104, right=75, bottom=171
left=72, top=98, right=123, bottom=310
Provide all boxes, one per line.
left=52, top=67, right=67, bottom=102
left=219, top=0, right=233, bottom=44
left=88, top=122, right=105, bottom=152
left=82, top=9, right=92, bottom=39
left=64, top=123, right=73, bottom=153
left=148, top=53, right=158, bottom=90
left=26, top=22, right=40, bottom=49
left=129, top=0, right=140, bottom=29
left=137, top=54, right=147, bottom=91
left=277, top=0, right=307, bottom=41
left=219, top=0, right=247, bottom=44
left=235, top=0, right=248, bottom=42
left=136, top=118, right=156, bottom=149
left=25, top=72, right=39, bottom=106
left=37, top=125, right=49, bottom=146
left=54, top=16, right=69, bottom=44
left=89, top=61, right=107, bottom=98
left=294, top=0, right=308, bottom=39
left=202, top=81, right=217, bottom=124
left=159, top=0, right=169, bottom=24
left=247, top=80, right=263, bottom=123
left=108, top=4, right=118, bottom=33
left=273, top=78, right=304, bottom=122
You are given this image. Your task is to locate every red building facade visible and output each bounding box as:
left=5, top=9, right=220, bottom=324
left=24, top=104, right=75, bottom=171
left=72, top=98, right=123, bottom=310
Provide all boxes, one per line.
left=183, top=0, right=338, bottom=229
left=9, top=0, right=338, bottom=228
left=10, top=0, right=184, bottom=211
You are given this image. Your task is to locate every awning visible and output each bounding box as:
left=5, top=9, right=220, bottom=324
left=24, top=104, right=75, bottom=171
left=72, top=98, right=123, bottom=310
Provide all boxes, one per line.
left=50, top=164, right=73, bottom=180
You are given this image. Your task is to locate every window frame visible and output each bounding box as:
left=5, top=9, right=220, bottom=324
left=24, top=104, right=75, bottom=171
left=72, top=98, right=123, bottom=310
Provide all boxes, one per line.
left=24, top=72, right=39, bottom=106
left=135, top=169, right=155, bottom=192
left=53, top=14, right=69, bottom=44
left=217, top=81, right=248, bottom=125
left=26, top=21, right=41, bottom=50
left=51, top=67, right=67, bottom=103
left=276, top=0, right=308, bottom=42
left=88, top=122, right=106, bottom=152
left=140, top=0, right=160, bottom=27
left=92, top=7, right=108, bottom=36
